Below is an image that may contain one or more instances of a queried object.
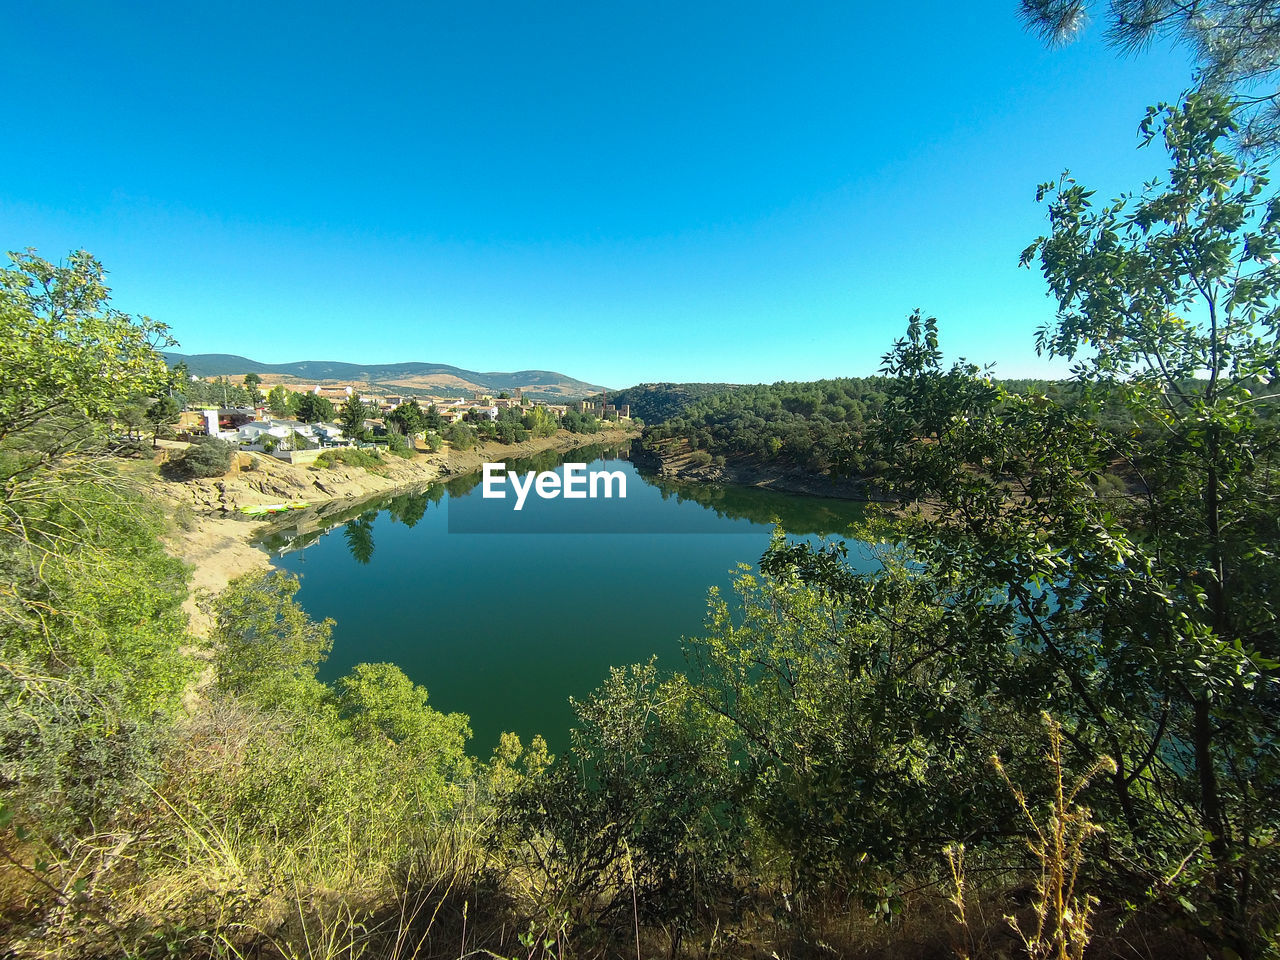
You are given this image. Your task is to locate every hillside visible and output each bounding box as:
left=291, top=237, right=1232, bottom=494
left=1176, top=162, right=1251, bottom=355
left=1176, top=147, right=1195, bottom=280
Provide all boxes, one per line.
left=590, top=382, right=740, bottom=423
left=164, top=352, right=610, bottom=399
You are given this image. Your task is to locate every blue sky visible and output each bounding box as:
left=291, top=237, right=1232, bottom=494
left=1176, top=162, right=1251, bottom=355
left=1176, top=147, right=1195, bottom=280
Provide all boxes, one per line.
left=2, top=1, right=1194, bottom=387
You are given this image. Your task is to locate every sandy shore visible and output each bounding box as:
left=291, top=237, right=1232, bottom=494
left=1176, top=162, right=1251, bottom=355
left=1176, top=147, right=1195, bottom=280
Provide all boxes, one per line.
left=158, top=428, right=637, bottom=635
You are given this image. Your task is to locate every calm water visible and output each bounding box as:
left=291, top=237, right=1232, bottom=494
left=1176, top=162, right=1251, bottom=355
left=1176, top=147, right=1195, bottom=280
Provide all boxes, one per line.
left=258, top=444, right=873, bottom=755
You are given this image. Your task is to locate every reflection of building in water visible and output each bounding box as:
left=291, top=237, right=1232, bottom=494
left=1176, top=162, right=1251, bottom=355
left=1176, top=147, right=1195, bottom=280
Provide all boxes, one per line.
left=256, top=508, right=341, bottom=557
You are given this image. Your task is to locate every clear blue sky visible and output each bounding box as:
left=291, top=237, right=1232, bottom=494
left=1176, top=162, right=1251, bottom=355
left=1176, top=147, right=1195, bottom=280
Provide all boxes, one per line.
left=2, top=1, right=1193, bottom=388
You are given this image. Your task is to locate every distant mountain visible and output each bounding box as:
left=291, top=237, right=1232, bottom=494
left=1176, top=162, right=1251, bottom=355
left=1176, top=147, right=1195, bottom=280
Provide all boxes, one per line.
left=164, top=352, right=610, bottom=400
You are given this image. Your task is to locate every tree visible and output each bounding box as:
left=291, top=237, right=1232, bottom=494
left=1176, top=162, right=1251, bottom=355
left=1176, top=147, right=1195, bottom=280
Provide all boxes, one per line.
left=115, top=401, right=147, bottom=441
left=386, top=400, right=423, bottom=437
left=757, top=93, right=1280, bottom=954
left=339, top=393, right=370, bottom=442
left=1017, top=91, right=1280, bottom=951
left=445, top=421, right=477, bottom=451
left=683, top=559, right=1017, bottom=908
left=500, top=661, right=745, bottom=938
left=170, top=436, right=234, bottom=478
left=0, top=249, right=173, bottom=451
left=294, top=392, right=335, bottom=424
left=523, top=404, right=558, bottom=438
left=146, top=395, right=181, bottom=447
left=209, top=570, right=335, bottom=711
left=1021, top=0, right=1280, bottom=152
left=335, top=662, right=471, bottom=757
left=242, top=372, right=263, bottom=405
left=0, top=250, right=191, bottom=837
left=266, top=384, right=295, bottom=418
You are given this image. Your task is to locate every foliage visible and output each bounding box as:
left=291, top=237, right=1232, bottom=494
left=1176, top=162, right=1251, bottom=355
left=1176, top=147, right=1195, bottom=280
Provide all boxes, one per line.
left=0, top=482, right=192, bottom=836
left=523, top=404, right=558, bottom=438
left=498, top=661, right=746, bottom=938
left=1020, top=0, right=1280, bottom=153
left=293, top=392, right=335, bottom=423
left=336, top=662, right=472, bottom=770
left=383, top=427, right=414, bottom=457
left=145, top=394, right=180, bottom=447
left=644, top=376, right=891, bottom=473
left=114, top=400, right=147, bottom=441
left=207, top=570, right=335, bottom=711
left=386, top=399, right=424, bottom=437
left=559, top=409, right=600, bottom=434
left=689, top=555, right=1025, bottom=903
left=178, top=374, right=257, bottom=409
left=168, top=435, right=234, bottom=478
left=339, top=392, right=374, bottom=441
left=314, top=445, right=383, bottom=469
left=494, top=407, right=530, bottom=444
left=0, top=249, right=174, bottom=449
left=265, top=384, right=296, bottom=417
left=446, top=420, right=478, bottom=451
left=0, top=249, right=193, bottom=845
left=598, top=382, right=740, bottom=423
left=185, top=575, right=476, bottom=901
left=1012, top=92, right=1280, bottom=952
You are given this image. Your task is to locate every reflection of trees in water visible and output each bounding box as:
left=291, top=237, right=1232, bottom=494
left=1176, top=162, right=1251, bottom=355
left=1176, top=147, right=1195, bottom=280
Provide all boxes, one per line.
left=343, top=511, right=377, bottom=564
left=385, top=488, right=439, bottom=528
left=645, top=475, right=863, bottom=537
left=500, top=442, right=632, bottom=478
left=444, top=473, right=482, bottom=498
left=344, top=486, right=447, bottom=560
left=254, top=486, right=443, bottom=558
left=441, top=443, right=632, bottom=500
left=257, top=441, right=861, bottom=561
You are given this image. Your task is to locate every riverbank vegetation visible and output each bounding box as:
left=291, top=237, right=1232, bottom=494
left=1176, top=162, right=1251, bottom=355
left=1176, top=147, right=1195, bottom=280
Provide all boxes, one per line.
left=2, top=94, right=1279, bottom=959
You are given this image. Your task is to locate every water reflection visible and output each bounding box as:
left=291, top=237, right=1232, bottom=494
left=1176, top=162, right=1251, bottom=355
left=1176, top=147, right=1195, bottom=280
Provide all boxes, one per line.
left=260, top=444, right=870, bottom=754
left=253, top=441, right=862, bottom=562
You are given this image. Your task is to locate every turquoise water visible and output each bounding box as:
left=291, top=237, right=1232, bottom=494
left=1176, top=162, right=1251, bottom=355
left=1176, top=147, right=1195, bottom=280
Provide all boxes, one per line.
left=260, top=445, right=872, bottom=755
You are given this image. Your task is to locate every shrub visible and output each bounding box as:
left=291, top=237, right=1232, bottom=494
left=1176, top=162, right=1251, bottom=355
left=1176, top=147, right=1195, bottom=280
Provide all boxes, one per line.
left=315, top=447, right=383, bottom=470
left=385, top=430, right=413, bottom=458
left=499, top=662, right=744, bottom=938
left=446, top=422, right=477, bottom=451
left=169, top=436, right=234, bottom=479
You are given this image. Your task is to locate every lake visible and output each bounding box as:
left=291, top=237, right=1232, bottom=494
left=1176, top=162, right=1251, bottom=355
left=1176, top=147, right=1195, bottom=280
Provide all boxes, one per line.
left=259, top=443, right=874, bottom=755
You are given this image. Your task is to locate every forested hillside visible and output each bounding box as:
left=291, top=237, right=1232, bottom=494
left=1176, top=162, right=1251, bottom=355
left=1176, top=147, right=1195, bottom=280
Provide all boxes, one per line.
left=592, top=382, right=739, bottom=423
left=640, top=376, right=1150, bottom=479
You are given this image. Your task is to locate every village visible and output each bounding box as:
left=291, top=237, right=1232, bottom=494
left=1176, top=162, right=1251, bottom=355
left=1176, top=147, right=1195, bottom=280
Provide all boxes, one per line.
left=178, top=376, right=632, bottom=461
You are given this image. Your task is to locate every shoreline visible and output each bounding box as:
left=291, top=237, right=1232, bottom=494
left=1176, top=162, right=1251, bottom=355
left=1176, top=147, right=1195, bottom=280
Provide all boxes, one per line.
left=158, top=427, right=637, bottom=635
left=631, top=439, right=885, bottom=501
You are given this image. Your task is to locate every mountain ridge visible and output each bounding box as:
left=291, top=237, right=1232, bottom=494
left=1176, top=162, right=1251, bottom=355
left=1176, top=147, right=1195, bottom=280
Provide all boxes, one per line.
left=164, top=352, right=611, bottom=399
